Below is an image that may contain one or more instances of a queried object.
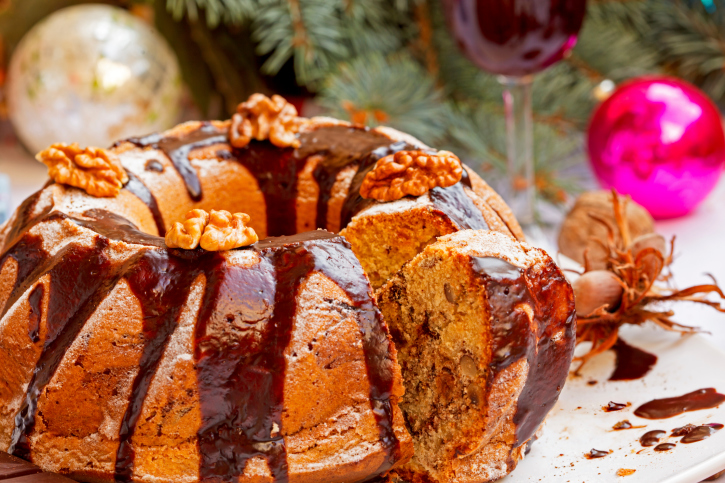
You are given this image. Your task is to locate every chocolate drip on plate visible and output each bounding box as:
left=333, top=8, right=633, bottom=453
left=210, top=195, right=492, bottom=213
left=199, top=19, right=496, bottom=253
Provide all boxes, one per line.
left=613, top=420, right=633, bottom=430
left=584, top=448, right=609, bottom=459
left=469, top=256, right=576, bottom=447
left=609, top=339, right=657, bottom=381
left=604, top=401, right=628, bottom=412
left=640, top=430, right=665, bottom=447
left=680, top=424, right=723, bottom=444
left=634, top=388, right=725, bottom=419
left=654, top=443, right=676, bottom=451
left=125, top=123, right=227, bottom=201
left=123, top=173, right=166, bottom=237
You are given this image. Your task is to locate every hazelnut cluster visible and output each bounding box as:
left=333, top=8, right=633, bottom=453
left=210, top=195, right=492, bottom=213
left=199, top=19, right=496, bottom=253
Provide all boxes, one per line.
left=165, top=209, right=258, bottom=251
left=360, top=150, right=463, bottom=202
left=230, top=93, right=305, bottom=149
left=567, top=190, right=725, bottom=371
left=36, top=143, right=129, bottom=197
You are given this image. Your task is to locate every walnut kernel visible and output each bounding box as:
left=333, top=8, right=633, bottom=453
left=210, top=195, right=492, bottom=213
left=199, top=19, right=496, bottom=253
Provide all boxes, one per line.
left=200, top=210, right=259, bottom=251
left=36, top=143, right=129, bottom=197
left=360, top=150, right=463, bottom=202
left=230, top=93, right=304, bottom=149
left=165, top=209, right=210, bottom=249
left=165, top=209, right=258, bottom=251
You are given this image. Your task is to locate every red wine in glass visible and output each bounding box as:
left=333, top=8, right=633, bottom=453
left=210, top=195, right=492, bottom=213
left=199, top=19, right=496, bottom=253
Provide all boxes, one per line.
left=443, top=0, right=587, bottom=227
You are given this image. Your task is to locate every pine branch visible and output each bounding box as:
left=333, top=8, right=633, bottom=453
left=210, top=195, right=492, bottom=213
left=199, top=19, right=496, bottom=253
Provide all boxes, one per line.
left=647, top=0, right=725, bottom=101
left=253, top=0, right=349, bottom=87
left=166, top=0, right=258, bottom=27
left=319, top=51, right=448, bottom=144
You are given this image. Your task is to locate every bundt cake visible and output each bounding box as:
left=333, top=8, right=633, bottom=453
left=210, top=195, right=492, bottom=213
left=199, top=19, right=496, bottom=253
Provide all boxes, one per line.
left=0, top=94, right=575, bottom=483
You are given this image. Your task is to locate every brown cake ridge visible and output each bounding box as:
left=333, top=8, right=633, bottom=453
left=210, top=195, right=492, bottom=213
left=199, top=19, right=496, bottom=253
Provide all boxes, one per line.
left=0, top=95, right=573, bottom=483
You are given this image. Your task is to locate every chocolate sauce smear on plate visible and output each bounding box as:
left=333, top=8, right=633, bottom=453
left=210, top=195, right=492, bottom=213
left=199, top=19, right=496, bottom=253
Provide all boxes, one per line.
left=640, top=430, right=665, bottom=447
left=609, top=338, right=658, bottom=381
left=680, top=424, right=723, bottom=444
left=604, top=401, right=629, bottom=412
left=613, top=420, right=632, bottom=430
left=654, top=443, right=676, bottom=451
left=585, top=449, right=610, bottom=459
left=672, top=424, right=696, bottom=437
left=634, top=388, right=725, bottom=419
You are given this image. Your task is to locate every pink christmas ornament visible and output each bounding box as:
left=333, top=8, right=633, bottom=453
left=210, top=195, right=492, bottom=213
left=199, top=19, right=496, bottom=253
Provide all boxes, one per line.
left=588, top=76, right=725, bottom=219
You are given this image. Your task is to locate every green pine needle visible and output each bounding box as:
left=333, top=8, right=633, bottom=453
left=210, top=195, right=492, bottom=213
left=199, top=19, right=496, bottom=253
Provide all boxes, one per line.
left=319, top=52, right=448, bottom=144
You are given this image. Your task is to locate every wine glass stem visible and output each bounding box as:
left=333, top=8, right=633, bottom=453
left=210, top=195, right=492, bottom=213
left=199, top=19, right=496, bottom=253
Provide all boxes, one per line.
left=499, top=75, right=535, bottom=226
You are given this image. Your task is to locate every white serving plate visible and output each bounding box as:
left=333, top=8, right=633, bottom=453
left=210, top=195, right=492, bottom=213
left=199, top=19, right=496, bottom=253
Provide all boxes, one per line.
left=502, top=324, right=725, bottom=483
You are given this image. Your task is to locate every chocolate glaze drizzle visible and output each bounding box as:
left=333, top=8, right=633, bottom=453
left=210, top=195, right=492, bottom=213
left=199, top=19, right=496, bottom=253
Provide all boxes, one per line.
left=469, top=256, right=576, bottom=446
left=1, top=204, right=400, bottom=481
left=124, top=123, right=487, bottom=240
left=125, top=122, right=227, bottom=201
left=302, top=126, right=391, bottom=229
left=219, top=126, right=391, bottom=236
left=123, top=173, right=166, bottom=237
left=609, top=339, right=658, bottom=381
left=26, top=285, right=44, bottom=344
left=634, top=388, right=725, bottom=420
left=8, top=237, right=145, bottom=460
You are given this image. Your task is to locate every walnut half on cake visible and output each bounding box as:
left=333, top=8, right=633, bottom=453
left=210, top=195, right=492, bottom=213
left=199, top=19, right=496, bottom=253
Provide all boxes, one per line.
left=378, top=230, right=576, bottom=483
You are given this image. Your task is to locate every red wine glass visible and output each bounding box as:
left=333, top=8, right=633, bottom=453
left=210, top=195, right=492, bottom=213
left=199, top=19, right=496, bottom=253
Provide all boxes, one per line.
left=443, top=0, right=587, bottom=228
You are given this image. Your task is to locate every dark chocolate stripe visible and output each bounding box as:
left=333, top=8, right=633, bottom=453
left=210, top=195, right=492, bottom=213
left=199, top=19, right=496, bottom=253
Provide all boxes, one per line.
left=226, top=141, right=301, bottom=237
left=71, top=210, right=165, bottom=248
left=193, top=232, right=400, bottom=482
left=9, top=239, right=145, bottom=460
left=26, top=285, right=44, bottom=344
left=2, top=188, right=54, bottom=254
left=123, top=173, right=166, bottom=237
left=0, top=235, right=52, bottom=320
left=470, top=256, right=575, bottom=447
left=429, top=183, right=488, bottom=231
left=306, top=126, right=391, bottom=230
left=114, top=249, right=222, bottom=482
left=125, top=123, right=227, bottom=201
